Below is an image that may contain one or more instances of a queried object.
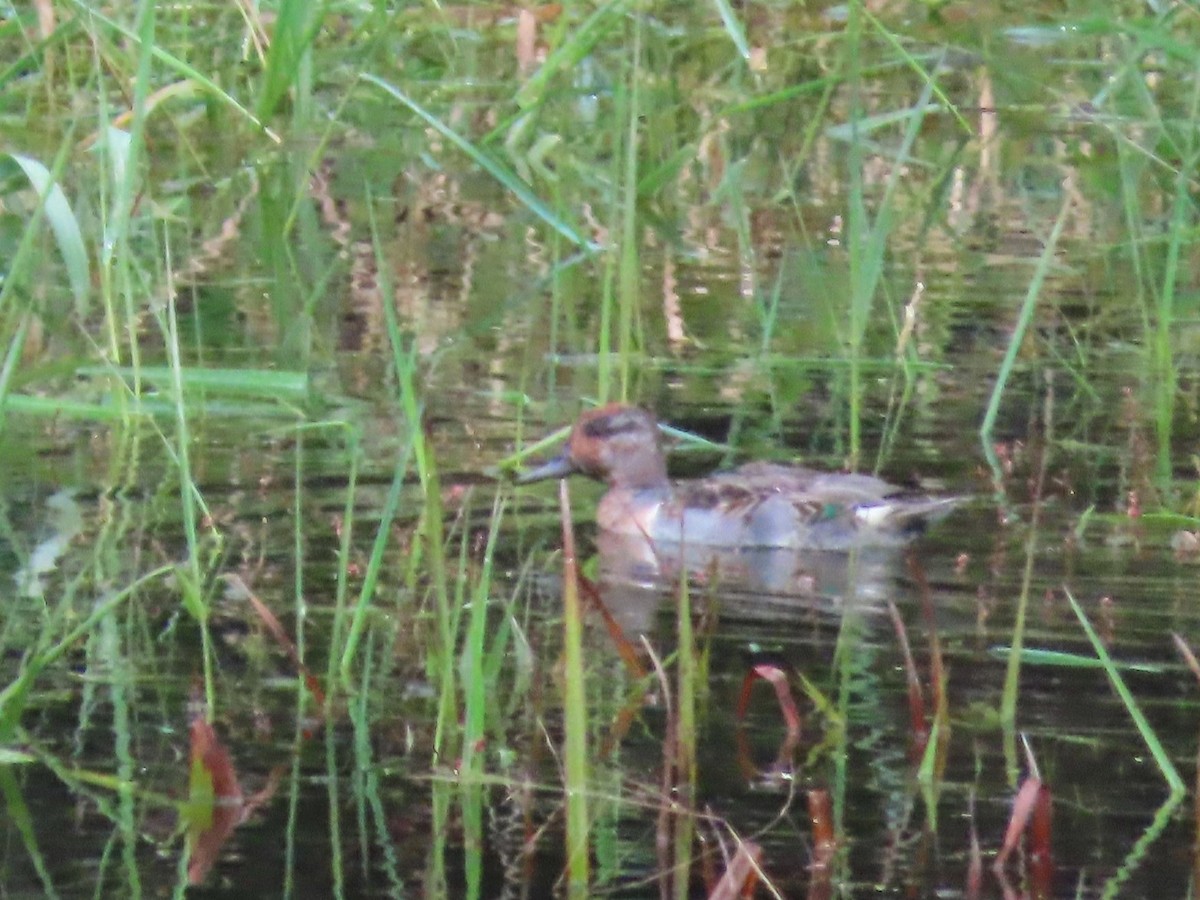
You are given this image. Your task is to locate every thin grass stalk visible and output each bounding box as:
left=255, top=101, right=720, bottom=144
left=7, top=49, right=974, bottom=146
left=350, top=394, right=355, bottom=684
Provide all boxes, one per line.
left=831, top=568, right=871, bottom=836
left=0, top=313, right=31, bottom=432
left=351, top=635, right=373, bottom=882
left=427, top=778, right=452, bottom=896
left=163, top=250, right=215, bottom=715
left=515, top=0, right=631, bottom=110
left=356, top=631, right=406, bottom=896
left=1000, top=374, right=1052, bottom=768
left=93, top=96, right=121, bottom=367
left=284, top=433, right=308, bottom=900
left=650, top=640, right=675, bottom=895
left=415, top=433, right=456, bottom=771
left=591, top=771, right=622, bottom=887
left=94, top=767, right=124, bottom=886
left=840, top=6, right=935, bottom=467
left=103, top=614, right=141, bottom=897
left=597, top=246, right=614, bottom=401
left=451, top=501, right=479, bottom=894
left=980, top=196, right=1071, bottom=495
left=0, top=563, right=174, bottom=738
left=1065, top=589, right=1184, bottom=796
left=481, top=558, right=535, bottom=706
left=300, top=404, right=364, bottom=900
left=546, top=180, right=565, bottom=398
left=69, top=366, right=308, bottom=402
left=283, top=88, right=358, bottom=236
left=91, top=820, right=121, bottom=892
left=77, top=620, right=104, bottom=761
left=756, top=263, right=783, bottom=356
left=673, top=576, right=696, bottom=900
left=321, top=420, right=360, bottom=900
left=369, top=193, right=461, bottom=898
left=559, top=480, right=590, bottom=898
left=616, top=11, right=642, bottom=402
left=1095, top=798, right=1181, bottom=900
left=338, top=437, right=414, bottom=680
left=0, top=768, right=61, bottom=899
left=105, top=0, right=152, bottom=258
left=844, top=0, right=867, bottom=468
left=162, top=284, right=196, bottom=560
left=113, top=0, right=157, bottom=377
left=291, top=428, right=310, bottom=715
left=1152, top=155, right=1193, bottom=484
left=68, top=0, right=280, bottom=141
left=596, top=75, right=626, bottom=403
left=723, top=159, right=760, bottom=381
left=362, top=74, right=593, bottom=250
left=361, top=190, right=455, bottom=761
left=324, top=704, right=346, bottom=900
left=459, top=495, right=503, bottom=899
left=1116, top=143, right=1151, bottom=339
left=860, top=7, right=970, bottom=133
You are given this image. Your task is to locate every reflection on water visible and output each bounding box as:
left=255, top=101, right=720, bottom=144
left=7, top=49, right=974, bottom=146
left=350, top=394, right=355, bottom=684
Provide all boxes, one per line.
left=3, top=380, right=1198, bottom=897
left=596, top=527, right=917, bottom=636
left=13, top=490, right=83, bottom=599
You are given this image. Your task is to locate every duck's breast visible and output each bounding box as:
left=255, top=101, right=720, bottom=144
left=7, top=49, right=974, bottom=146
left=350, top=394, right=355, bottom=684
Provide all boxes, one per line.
left=596, top=487, right=667, bottom=539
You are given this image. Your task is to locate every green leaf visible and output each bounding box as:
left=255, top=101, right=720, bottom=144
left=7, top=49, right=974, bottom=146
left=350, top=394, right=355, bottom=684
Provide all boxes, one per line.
left=7, top=153, right=90, bottom=315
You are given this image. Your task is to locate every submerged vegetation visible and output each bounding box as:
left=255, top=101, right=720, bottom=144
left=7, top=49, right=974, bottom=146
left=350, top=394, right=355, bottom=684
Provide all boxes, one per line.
left=4, top=0, right=1200, bottom=896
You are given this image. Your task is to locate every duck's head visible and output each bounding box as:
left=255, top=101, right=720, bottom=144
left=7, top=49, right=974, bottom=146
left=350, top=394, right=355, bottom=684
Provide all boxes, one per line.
left=518, top=404, right=669, bottom=490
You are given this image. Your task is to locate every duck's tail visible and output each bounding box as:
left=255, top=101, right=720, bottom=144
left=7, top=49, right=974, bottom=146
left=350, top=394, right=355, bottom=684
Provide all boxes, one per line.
left=855, top=496, right=963, bottom=536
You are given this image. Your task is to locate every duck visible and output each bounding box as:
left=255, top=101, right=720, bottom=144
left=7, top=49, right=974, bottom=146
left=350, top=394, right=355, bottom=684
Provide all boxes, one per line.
left=517, top=404, right=959, bottom=551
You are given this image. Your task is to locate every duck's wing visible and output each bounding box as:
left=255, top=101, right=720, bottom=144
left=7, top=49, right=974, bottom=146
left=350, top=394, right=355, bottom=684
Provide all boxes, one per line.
left=665, top=462, right=961, bottom=548
left=735, top=463, right=963, bottom=545
left=718, top=462, right=897, bottom=504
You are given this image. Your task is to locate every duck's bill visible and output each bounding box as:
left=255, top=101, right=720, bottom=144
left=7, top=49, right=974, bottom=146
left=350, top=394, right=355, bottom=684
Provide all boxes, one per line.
left=515, top=452, right=577, bottom=484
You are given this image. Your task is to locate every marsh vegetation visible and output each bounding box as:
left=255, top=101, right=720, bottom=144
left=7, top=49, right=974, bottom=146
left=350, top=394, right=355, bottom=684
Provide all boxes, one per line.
left=4, top=1, right=1200, bottom=897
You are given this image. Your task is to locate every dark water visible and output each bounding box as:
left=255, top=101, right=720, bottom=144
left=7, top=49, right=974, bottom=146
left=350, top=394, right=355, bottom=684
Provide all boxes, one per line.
left=6, top=359, right=1199, bottom=898
left=6, top=5, right=1200, bottom=899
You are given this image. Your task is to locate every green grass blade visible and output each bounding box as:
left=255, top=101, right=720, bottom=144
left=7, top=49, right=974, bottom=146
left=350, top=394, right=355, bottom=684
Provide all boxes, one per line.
left=861, top=5, right=971, bottom=134
left=363, top=74, right=597, bottom=252
left=0, top=564, right=175, bottom=733
left=1065, top=589, right=1184, bottom=796
left=989, top=647, right=1167, bottom=673
left=979, top=196, right=1071, bottom=490
left=515, top=0, right=631, bottom=110
left=6, top=153, right=90, bottom=316
left=843, top=35, right=936, bottom=466
left=1, top=395, right=150, bottom=421
left=0, top=314, right=32, bottom=431
left=256, top=0, right=325, bottom=119
left=559, top=480, right=590, bottom=898
left=2, top=393, right=304, bottom=421
left=68, top=0, right=280, bottom=142
left=339, top=441, right=412, bottom=680
left=77, top=365, right=310, bottom=399
left=710, top=0, right=752, bottom=63
left=673, top=577, right=696, bottom=900
left=615, top=14, right=642, bottom=402
left=0, top=768, right=62, bottom=900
